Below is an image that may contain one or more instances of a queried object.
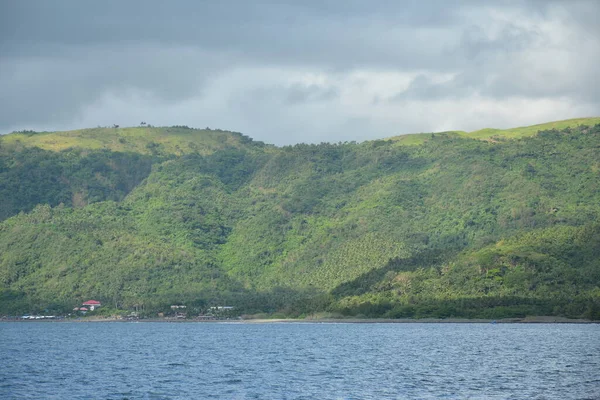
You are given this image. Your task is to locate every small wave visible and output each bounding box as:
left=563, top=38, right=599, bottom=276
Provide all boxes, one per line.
left=166, top=362, right=189, bottom=367
left=218, top=378, right=243, bottom=384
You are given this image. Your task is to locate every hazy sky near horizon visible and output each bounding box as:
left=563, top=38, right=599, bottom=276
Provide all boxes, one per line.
left=1, top=1, right=599, bottom=145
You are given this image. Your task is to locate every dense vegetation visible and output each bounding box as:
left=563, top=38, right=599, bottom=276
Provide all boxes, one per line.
left=0, top=145, right=158, bottom=220
left=1, top=121, right=599, bottom=319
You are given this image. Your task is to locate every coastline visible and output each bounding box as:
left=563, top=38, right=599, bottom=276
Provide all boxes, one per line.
left=2, top=316, right=597, bottom=324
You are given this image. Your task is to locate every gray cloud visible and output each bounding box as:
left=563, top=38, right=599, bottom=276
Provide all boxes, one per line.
left=1, top=1, right=469, bottom=70
left=0, top=45, right=231, bottom=126
left=1, top=0, right=598, bottom=144
left=246, top=83, right=340, bottom=106
left=391, top=74, right=476, bottom=102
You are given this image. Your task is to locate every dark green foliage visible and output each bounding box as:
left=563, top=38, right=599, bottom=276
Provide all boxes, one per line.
left=0, top=145, right=158, bottom=220
left=0, top=124, right=599, bottom=319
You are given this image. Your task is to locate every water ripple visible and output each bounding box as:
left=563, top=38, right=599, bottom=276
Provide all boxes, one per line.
left=0, top=322, right=599, bottom=399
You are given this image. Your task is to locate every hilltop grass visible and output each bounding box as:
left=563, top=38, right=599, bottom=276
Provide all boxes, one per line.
left=387, top=117, right=600, bottom=146
left=389, top=131, right=465, bottom=146
left=1, top=126, right=262, bottom=156
left=4, top=118, right=600, bottom=154
left=466, top=117, right=600, bottom=139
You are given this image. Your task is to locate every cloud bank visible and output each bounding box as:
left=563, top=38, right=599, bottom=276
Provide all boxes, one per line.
left=1, top=0, right=598, bottom=144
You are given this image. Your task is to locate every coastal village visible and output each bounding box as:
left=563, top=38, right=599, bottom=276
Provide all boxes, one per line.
left=14, top=300, right=238, bottom=321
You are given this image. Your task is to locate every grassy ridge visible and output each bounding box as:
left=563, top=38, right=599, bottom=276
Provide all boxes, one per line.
left=467, top=117, right=600, bottom=139
left=5, top=117, right=599, bottom=152
left=2, top=126, right=265, bottom=156
left=387, top=117, right=600, bottom=146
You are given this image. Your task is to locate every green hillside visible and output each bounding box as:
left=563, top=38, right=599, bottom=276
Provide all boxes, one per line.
left=0, top=126, right=266, bottom=221
left=1, top=119, right=599, bottom=319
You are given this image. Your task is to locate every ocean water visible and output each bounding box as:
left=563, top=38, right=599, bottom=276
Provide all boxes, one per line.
left=0, top=322, right=599, bottom=399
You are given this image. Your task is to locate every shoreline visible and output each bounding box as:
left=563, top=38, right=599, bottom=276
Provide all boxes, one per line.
left=2, top=316, right=597, bottom=324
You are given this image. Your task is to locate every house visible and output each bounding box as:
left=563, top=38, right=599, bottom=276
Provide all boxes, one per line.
left=82, top=300, right=101, bottom=311
left=209, top=306, right=234, bottom=311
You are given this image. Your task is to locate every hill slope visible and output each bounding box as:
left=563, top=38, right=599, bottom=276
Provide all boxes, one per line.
left=0, top=126, right=266, bottom=221
left=1, top=119, right=599, bottom=319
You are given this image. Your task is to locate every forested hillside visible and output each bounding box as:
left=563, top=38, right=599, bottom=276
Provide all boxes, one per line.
left=1, top=121, right=599, bottom=319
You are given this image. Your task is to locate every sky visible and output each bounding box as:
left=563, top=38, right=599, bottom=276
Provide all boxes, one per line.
left=1, top=1, right=599, bottom=145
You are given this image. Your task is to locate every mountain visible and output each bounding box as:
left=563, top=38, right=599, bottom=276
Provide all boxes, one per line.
left=1, top=119, right=599, bottom=319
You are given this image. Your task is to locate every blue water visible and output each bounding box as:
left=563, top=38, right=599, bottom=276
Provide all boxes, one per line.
left=1, top=322, right=599, bottom=399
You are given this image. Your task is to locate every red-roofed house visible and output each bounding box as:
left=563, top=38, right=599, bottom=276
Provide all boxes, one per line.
left=82, top=300, right=101, bottom=311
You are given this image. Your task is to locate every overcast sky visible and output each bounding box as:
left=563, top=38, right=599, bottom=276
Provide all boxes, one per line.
left=1, top=1, right=599, bottom=145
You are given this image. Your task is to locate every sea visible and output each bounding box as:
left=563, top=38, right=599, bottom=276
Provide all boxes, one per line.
left=1, top=322, right=599, bottom=399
